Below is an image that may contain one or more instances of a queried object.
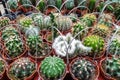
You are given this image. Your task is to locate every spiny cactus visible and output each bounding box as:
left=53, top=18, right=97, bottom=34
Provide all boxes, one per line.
left=71, top=58, right=96, bottom=80
left=104, top=57, right=120, bottom=79
left=108, top=35, right=120, bottom=56
left=0, top=17, right=10, bottom=28
left=32, top=14, right=51, bottom=30
left=81, top=14, right=96, bottom=27
left=7, top=0, right=18, bottom=10
left=8, top=57, right=35, bottom=80
left=40, top=56, right=65, bottom=79
left=83, top=35, right=104, bottom=57
left=65, top=0, right=75, bottom=10
left=55, top=16, right=72, bottom=31
left=93, top=24, right=110, bottom=38
left=37, top=0, right=46, bottom=12
left=0, top=59, right=5, bottom=75
left=5, top=36, right=24, bottom=58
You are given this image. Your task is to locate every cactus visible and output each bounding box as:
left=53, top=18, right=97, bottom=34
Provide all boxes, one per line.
left=32, top=14, right=51, bottom=30
left=93, top=24, right=110, bottom=38
left=0, top=59, right=5, bottom=74
left=83, top=35, right=104, bottom=57
left=69, top=13, right=78, bottom=22
left=108, top=34, right=120, bottom=56
left=19, top=0, right=32, bottom=8
left=104, top=57, right=120, bottom=79
left=5, top=36, right=24, bottom=58
left=7, top=0, right=18, bottom=10
left=71, top=58, right=96, bottom=80
left=0, top=17, right=10, bottom=28
left=40, top=56, right=65, bottom=79
left=81, top=14, right=96, bottom=27
left=37, top=0, right=46, bottom=12
left=8, top=57, right=35, bottom=79
left=65, top=0, right=75, bottom=10
left=55, top=15, right=72, bottom=31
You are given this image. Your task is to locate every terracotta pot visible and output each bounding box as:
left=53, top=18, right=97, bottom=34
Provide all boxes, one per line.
left=7, top=57, right=37, bottom=80
left=100, top=57, right=118, bottom=80
left=69, top=57, right=99, bottom=80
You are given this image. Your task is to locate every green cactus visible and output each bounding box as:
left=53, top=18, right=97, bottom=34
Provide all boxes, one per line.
left=55, top=15, right=72, bottom=31
left=83, top=35, right=104, bottom=57
left=8, top=57, right=35, bottom=80
left=71, top=58, right=96, bottom=80
left=7, top=0, right=18, bottom=10
left=69, top=13, right=78, bottom=22
left=65, top=0, right=75, bottom=10
left=19, top=0, right=32, bottom=8
left=37, top=0, right=46, bottom=12
left=2, top=27, right=19, bottom=41
left=108, top=35, right=120, bottom=56
left=81, top=14, right=96, bottom=27
left=40, top=56, right=65, bottom=79
left=104, top=57, right=120, bottom=79
left=0, top=17, right=10, bottom=28
left=5, top=36, right=24, bottom=58
left=0, top=59, right=5, bottom=74
left=88, top=0, right=96, bottom=12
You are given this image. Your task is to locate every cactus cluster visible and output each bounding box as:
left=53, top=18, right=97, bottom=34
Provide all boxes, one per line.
left=0, top=59, right=5, bottom=74
left=55, top=16, right=72, bottom=31
left=0, top=17, right=10, bottom=28
left=104, top=57, right=120, bottom=79
left=81, top=14, right=96, bottom=27
left=40, top=56, right=65, bottom=79
left=93, top=24, right=110, bottom=38
left=8, top=57, right=35, bottom=79
left=71, top=58, right=96, bottom=80
left=83, top=35, right=104, bottom=57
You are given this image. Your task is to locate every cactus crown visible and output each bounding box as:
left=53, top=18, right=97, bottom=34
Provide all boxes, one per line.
left=71, top=58, right=96, bottom=80
left=9, top=58, right=35, bottom=79
left=40, top=56, right=65, bottom=79
left=55, top=16, right=72, bottom=31
left=105, top=57, right=120, bottom=78
left=0, top=59, right=5, bottom=74
left=0, top=17, right=10, bottom=28
left=83, top=35, right=104, bottom=55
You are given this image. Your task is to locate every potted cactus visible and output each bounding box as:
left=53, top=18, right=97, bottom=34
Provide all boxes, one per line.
left=100, top=57, right=120, bottom=80
left=70, top=57, right=99, bottom=80
left=0, top=17, right=10, bottom=28
left=27, top=35, right=51, bottom=59
left=7, top=0, right=18, bottom=12
left=0, top=58, right=6, bottom=79
left=39, top=56, right=66, bottom=80
left=7, top=57, right=36, bottom=80
left=83, top=35, right=105, bottom=59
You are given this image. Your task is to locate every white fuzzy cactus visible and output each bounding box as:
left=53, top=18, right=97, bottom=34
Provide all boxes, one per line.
left=52, top=33, right=91, bottom=57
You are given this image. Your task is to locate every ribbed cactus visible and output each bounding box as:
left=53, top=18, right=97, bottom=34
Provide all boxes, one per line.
left=81, top=14, right=96, bottom=27
left=55, top=16, right=72, bottom=31
left=0, top=17, right=10, bottom=28
left=37, top=0, right=46, bottom=12
left=7, top=0, right=18, bottom=10
left=108, top=35, right=120, bottom=56
left=71, top=58, right=96, bottom=80
left=83, top=35, right=104, bottom=56
left=8, top=58, right=35, bottom=79
left=0, top=59, right=5, bottom=74
left=105, top=57, right=120, bottom=79
left=65, top=0, right=75, bottom=10
left=40, top=56, right=65, bottom=79
left=93, top=24, right=110, bottom=38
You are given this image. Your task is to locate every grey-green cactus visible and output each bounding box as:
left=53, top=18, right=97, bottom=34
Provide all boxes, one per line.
left=40, top=56, right=65, bottom=79
left=65, top=0, right=75, bottom=10
left=8, top=58, right=35, bottom=80
left=55, top=15, right=72, bottom=31
left=83, top=35, right=104, bottom=57
left=71, top=58, right=96, bottom=80
left=0, top=17, right=10, bottom=28
left=7, top=0, right=18, bottom=10
left=104, top=57, right=120, bottom=79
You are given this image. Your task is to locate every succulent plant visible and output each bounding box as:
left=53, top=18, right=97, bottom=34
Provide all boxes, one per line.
left=108, top=34, right=120, bottom=56
left=0, top=17, right=10, bottom=28
left=93, top=24, right=110, bottom=38
left=52, top=33, right=91, bottom=57
left=5, top=36, right=24, bottom=59
left=40, top=56, right=65, bottom=79
left=7, top=0, right=18, bottom=10
left=19, top=0, right=32, bottom=8
left=83, top=35, right=104, bottom=57
left=8, top=57, right=35, bottom=80
left=81, top=13, right=96, bottom=27
left=0, top=59, right=5, bottom=75
left=37, top=0, right=46, bottom=12
left=55, top=15, right=72, bottom=31
left=69, top=13, right=78, bottom=22
left=104, top=57, right=120, bottom=79
left=32, top=14, right=51, bottom=30
left=65, top=0, right=75, bottom=10
left=88, top=0, right=96, bottom=12
left=71, top=58, right=96, bottom=80
left=114, top=3, right=120, bottom=20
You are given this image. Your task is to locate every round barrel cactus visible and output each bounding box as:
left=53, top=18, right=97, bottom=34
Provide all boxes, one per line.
left=0, top=17, right=10, bottom=28
left=0, top=58, right=5, bottom=75
left=83, top=35, right=104, bottom=57
left=40, top=56, right=65, bottom=79
left=71, top=58, right=96, bottom=80
left=8, top=57, right=35, bottom=80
